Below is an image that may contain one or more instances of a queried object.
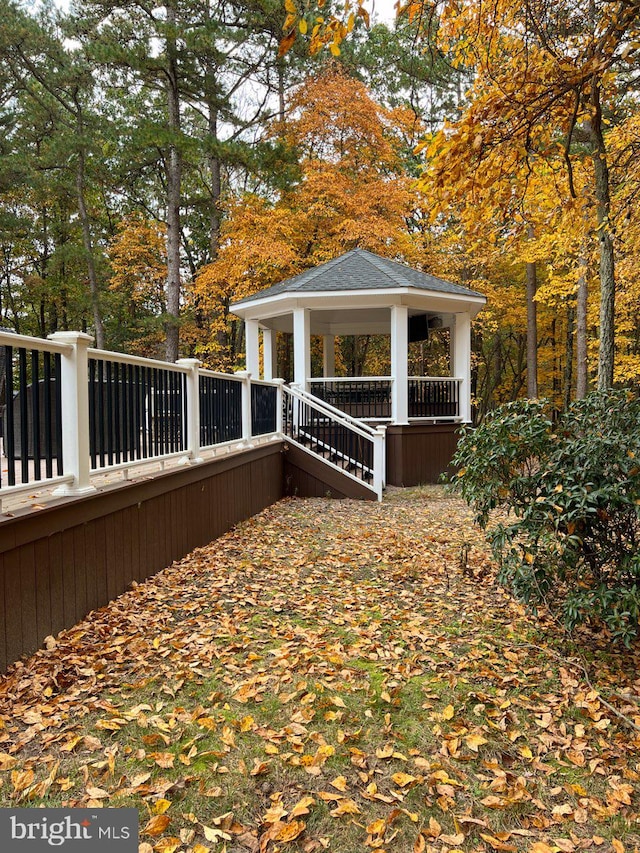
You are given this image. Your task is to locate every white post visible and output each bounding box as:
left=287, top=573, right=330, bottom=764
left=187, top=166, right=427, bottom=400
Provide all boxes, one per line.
left=245, top=319, right=260, bottom=378
left=274, top=379, right=285, bottom=434
left=263, top=328, right=277, bottom=381
left=322, top=334, right=335, bottom=377
left=390, top=304, right=409, bottom=424
left=48, top=331, right=97, bottom=496
left=373, top=425, right=387, bottom=501
left=236, top=371, right=253, bottom=443
left=452, top=312, right=472, bottom=423
left=293, top=307, right=311, bottom=391
left=176, top=358, right=203, bottom=464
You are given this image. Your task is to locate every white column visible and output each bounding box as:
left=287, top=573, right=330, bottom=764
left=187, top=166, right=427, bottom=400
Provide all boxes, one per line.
left=245, top=318, right=260, bottom=378
left=322, top=334, right=335, bottom=377
left=373, top=425, right=387, bottom=501
left=293, top=307, right=311, bottom=390
left=48, top=331, right=97, bottom=496
left=235, top=370, right=253, bottom=443
left=274, top=378, right=285, bottom=434
left=452, top=312, right=472, bottom=423
left=390, top=304, right=409, bottom=424
left=263, top=328, right=277, bottom=380
left=176, top=358, right=203, bottom=463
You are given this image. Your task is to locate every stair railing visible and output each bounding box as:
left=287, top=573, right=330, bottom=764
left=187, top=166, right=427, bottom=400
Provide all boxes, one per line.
left=282, top=384, right=385, bottom=501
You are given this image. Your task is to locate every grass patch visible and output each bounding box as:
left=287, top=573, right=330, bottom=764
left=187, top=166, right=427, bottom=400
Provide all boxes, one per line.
left=1, top=489, right=639, bottom=851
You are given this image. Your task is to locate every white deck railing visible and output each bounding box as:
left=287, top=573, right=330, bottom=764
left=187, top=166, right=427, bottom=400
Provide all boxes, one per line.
left=0, top=331, right=281, bottom=507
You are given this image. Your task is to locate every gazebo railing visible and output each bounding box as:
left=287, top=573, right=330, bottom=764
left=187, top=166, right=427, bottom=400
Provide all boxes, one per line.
left=309, top=378, right=392, bottom=420
left=309, top=376, right=461, bottom=421
left=408, top=377, right=461, bottom=419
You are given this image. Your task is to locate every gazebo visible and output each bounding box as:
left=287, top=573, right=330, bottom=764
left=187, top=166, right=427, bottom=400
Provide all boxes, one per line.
left=231, top=249, right=486, bottom=486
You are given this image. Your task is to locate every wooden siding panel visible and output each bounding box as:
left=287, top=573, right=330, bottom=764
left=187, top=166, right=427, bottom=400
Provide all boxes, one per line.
left=121, top=508, right=133, bottom=589
left=4, top=550, right=22, bottom=666
left=137, top=503, right=148, bottom=582
left=0, top=554, right=5, bottom=672
left=84, top=523, right=98, bottom=615
left=61, top=530, right=77, bottom=627
left=49, top=533, right=64, bottom=637
left=114, top=509, right=125, bottom=595
left=0, top=555, right=5, bottom=673
left=385, top=423, right=460, bottom=486
left=35, top=538, right=52, bottom=643
left=104, top=514, right=117, bottom=602
left=73, top=526, right=87, bottom=626
left=93, top=517, right=108, bottom=605
left=20, top=544, right=38, bottom=658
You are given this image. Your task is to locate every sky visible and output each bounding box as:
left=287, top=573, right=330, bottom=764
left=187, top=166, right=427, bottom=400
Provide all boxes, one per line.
left=370, top=0, right=399, bottom=25
left=48, top=0, right=399, bottom=26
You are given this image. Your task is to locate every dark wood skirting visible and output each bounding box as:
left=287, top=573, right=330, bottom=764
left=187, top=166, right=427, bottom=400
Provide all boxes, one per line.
left=0, top=443, right=284, bottom=673
left=385, top=422, right=460, bottom=487
left=283, top=443, right=376, bottom=501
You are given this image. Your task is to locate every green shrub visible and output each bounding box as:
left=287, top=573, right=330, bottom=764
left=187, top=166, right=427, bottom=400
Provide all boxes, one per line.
left=450, top=390, right=640, bottom=646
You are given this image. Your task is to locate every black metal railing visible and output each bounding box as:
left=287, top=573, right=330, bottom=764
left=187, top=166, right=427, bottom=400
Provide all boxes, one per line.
left=199, top=373, right=242, bottom=447
left=1, top=345, right=63, bottom=487
left=408, top=378, right=459, bottom=418
left=283, top=390, right=374, bottom=482
left=309, top=379, right=392, bottom=419
left=251, top=382, right=277, bottom=436
left=89, top=359, right=186, bottom=469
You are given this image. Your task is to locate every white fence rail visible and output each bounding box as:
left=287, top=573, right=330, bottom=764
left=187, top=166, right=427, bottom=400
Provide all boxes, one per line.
left=0, top=331, right=280, bottom=504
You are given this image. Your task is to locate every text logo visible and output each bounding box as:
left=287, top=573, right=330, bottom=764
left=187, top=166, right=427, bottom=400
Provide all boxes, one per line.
left=0, top=809, right=138, bottom=852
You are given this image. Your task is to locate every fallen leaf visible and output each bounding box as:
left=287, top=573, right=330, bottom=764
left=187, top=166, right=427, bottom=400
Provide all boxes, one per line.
left=330, top=798, right=361, bottom=816
left=275, top=820, right=305, bottom=842
left=143, top=815, right=171, bottom=837
left=391, top=771, right=418, bottom=788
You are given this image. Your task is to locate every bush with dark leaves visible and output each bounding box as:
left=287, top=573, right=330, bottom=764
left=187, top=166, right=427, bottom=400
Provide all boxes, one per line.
left=451, top=390, right=640, bottom=646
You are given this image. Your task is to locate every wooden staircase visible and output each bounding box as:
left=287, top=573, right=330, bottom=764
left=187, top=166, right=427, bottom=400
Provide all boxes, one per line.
left=281, top=386, right=385, bottom=501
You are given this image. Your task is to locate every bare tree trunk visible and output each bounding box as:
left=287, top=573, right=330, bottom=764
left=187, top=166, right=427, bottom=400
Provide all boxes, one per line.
left=277, top=58, right=286, bottom=124
left=204, top=0, right=221, bottom=261
left=164, top=2, right=182, bottom=363
left=76, top=146, right=105, bottom=348
left=576, top=255, right=588, bottom=398
left=564, top=304, right=574, bottom=410
left=590, top=79, right=615, bottom=390
left=526, top=262, right=538, bottom=398
left=208, top=115, right=221, bottom=260
left=526, top=225, right=538, bottom=398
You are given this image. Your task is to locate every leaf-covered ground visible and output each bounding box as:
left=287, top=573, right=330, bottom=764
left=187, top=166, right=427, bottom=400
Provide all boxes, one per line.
left=1, top=487, right=639, bottom=853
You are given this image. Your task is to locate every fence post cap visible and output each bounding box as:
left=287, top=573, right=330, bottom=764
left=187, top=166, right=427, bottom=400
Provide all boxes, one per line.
left=176, top=357, right=201, bottom=368
left=235, top=370, right=251, bottom=379
left=48, top=331, right=95, bottom=346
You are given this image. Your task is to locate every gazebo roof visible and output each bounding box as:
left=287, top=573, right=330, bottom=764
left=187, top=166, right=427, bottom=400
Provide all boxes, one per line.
left=232, top=248, right=485, bottom=306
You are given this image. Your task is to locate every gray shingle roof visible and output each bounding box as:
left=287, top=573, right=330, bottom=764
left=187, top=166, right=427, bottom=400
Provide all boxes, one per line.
left=232, top=249, right=485, bottom=305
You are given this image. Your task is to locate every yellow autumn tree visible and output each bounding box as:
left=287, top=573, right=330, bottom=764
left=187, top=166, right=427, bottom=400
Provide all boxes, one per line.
left=194, top=64, right=420, bottom=370
left=288, top=1, right=640, bottom=406
left=107, top=214, right=168, bottom=356
left=607, top=111, right=640, bottom=384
